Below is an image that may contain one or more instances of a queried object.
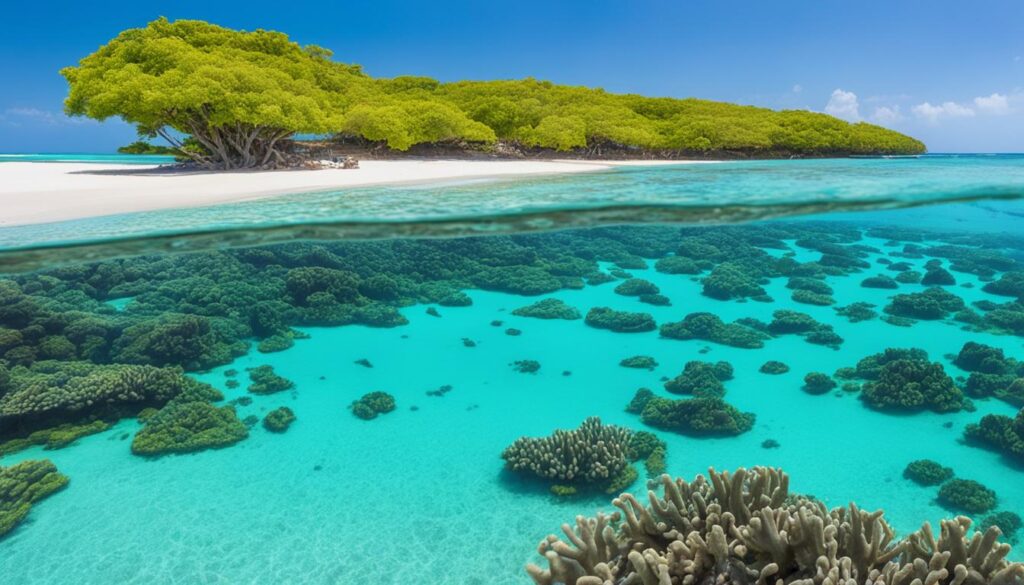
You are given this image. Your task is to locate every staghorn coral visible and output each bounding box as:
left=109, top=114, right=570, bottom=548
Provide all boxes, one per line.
left=526, top=466, right=1024, bottom=585
left=502, top=417, right=637, bottom=493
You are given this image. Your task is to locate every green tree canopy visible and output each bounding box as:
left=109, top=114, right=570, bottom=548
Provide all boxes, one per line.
left=62, top=18, right=362, bottom=168
left=63, top=18, right=925, bottom=167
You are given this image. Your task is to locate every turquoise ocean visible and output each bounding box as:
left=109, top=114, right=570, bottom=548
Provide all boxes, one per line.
left=2, top=155, right=1024, bottom=584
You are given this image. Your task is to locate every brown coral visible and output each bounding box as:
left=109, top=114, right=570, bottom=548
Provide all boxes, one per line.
left=526, top=467, right=1024, bottom=585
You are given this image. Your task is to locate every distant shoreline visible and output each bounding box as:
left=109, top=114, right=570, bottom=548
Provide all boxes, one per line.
left=0, top=158, right=715, bottom=228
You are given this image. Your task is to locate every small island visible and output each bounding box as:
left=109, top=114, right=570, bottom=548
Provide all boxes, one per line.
left=61, top=18, right=921, bottom=172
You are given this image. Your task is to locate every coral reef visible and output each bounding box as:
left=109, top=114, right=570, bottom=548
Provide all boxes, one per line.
left=0, top=360, right=217, bottom=438
left=247, top=365, right=295, bottom=395
left=427, top=384, right=454, bottom=397
left=626, top=389, right=655, bottom=414
left=803, top=372, right=837, bottom=395
left=834, top=302, right=878, bottom=322
left=350, top=391, right=396, bottom=420
left=786, top=277, right=832, bottom=295
left=759, top=361, right=789, bottom=375
left=638, top=294, right=671, bottom=306
left=513, top=360, right=542, bottom=374
left=861, top=275, right=900, bottom=289
left=642, top=447, right=666, bottom=477
left=257, top=333, right=295, bottom=353
left=963, top=408, right=1024, bottom=461
left=654, top=256, right=703, bottom=275
left=111, top=313, right=248, bottom=371
left=502, top=417, right=636, bottom=494
left=885, top=287, right=966, bottom=320
left=862, top=358, right=967, bottom=413
left=983, top=272, right=1024, bottom=297
left=855, top=348, right=930, bottom=379
left=0, top=420, right=110, bottom=456
left=791, top=289, right=835, bottom=306
left=938, top=479, right=998, bottom=514
left=660, top=313, right=767, bottom=349
left=923, top=267, right=956, bottom=286
left=525, top=466, right=1024, bottom=585
left=639, top=396, right=755, bottom=436
left=262, top=407, right=296, bottom=433
left=702, top=263, right=769, bottom=301
left=896, top=270, right=923, bottom=284
left=663, top=361, right=733, bottom=398
left=131, top=399, right=248, bottom=456
left=0, top=459, right=69, bottom=538
left=750, top=310, right=844, bottom=349
left=620, top=356, right=658, bottom=370
left=981, top=511, right=1022, bottom=544
left=903, top=459, right=954, bottom=486
left=614, top=279, right=660, bottom=297
left=513, top=299, right=582, bottom=320
left=955, top=342, right=1017, bottom=375
left=585, top=308, right=657, bottom=333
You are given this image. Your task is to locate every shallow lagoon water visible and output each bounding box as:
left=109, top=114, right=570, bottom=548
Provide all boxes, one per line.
left=3, top=162, right=1024, bottom=584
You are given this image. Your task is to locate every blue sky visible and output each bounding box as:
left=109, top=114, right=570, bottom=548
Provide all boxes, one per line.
left=1, top=0, right=1022, bottom=153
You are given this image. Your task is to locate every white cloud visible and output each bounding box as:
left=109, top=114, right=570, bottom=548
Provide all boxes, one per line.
left=973, top=93, right=1010, bottom=115
left=0, top=108, right=93, bottom=127
left=792, top=84, right=803, bottom=94
left=871, top=106, right=902, bottom=124
left=911, top=101, right=975, bottom=123
left=824, top=89, right=860, bottom=121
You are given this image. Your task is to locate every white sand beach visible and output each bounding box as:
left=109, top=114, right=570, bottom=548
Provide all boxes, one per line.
left=0, top=159, right=709, bottom=227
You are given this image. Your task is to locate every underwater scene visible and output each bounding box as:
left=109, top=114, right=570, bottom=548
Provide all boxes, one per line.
left=4, top=160, right=1024, bottom=585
